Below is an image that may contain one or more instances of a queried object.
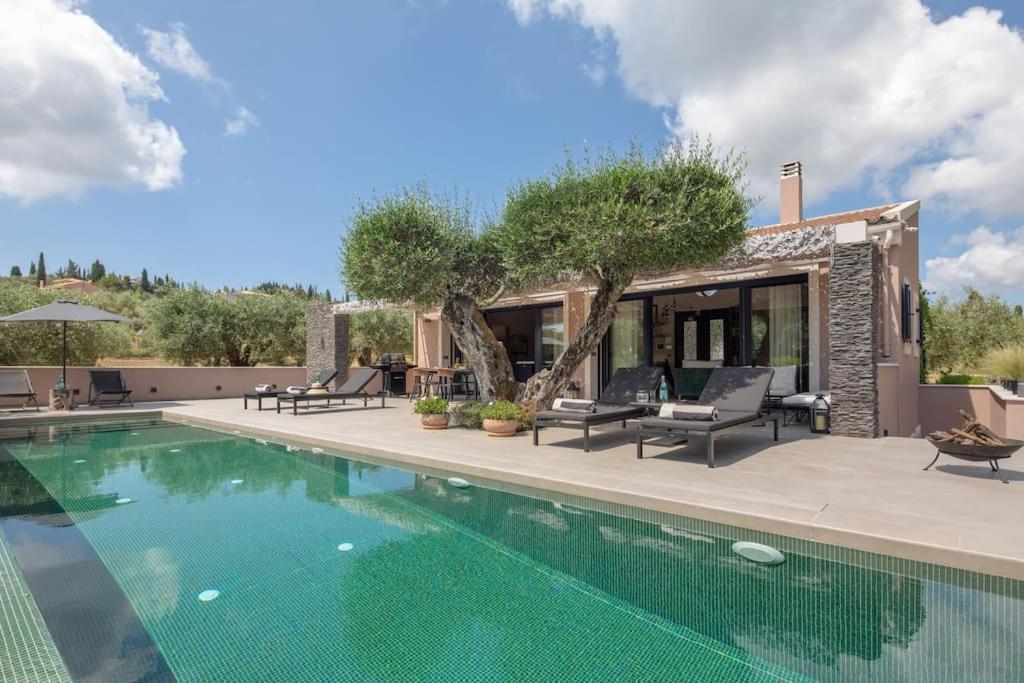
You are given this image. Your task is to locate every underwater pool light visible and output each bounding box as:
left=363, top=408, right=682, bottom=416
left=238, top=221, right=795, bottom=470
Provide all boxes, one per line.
left=231, top=479, right=244, bottom=485
left=115, top=497, right=133, bottom=505
left=731, top=541, right=785, bottom=565
left=73, top=459, right=86, bottom=464
left=198, top=590, right=220, bottom=602
left=311, top=447, right=324, bottom=454
left=337, top=543, right=354, bottom=552
left=447, top=477, right=470, bottom=489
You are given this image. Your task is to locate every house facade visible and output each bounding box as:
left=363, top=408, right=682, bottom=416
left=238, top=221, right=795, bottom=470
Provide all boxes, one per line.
left=412, top=163, right=923, bottom=438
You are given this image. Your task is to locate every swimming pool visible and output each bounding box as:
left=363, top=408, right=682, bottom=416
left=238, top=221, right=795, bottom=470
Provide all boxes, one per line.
left=0, top=418, right=1020, bottom=682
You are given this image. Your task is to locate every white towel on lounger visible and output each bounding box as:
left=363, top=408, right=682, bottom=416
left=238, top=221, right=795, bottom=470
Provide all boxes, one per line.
left=255, top=384, right=273, bottom=392
left=286, top=386, right=307, bottom=395
left=658, top=403, right=719, bottom=421
left=552, top=398, right=597, bottom=413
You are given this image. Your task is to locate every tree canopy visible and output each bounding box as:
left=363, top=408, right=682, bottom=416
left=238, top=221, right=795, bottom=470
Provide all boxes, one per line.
left=925, top=287, right=1024, bottom=375
left=144, top=288, right=306, bottom=366
left=341, top=188, right=504, bottom=309
left=497, top=140, right=752, bottom=289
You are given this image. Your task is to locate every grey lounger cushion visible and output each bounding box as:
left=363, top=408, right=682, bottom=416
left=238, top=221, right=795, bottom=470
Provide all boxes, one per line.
left=536, top=404, right=642, bottom=423
left=639, top=410, right=763, bottom=432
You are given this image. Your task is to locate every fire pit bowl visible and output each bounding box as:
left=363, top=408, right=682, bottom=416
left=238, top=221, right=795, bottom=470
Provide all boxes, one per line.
left=924, top=436, right=1023, bottom=484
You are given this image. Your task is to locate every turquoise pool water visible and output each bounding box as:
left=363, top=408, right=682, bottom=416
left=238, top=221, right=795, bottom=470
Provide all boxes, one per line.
left=1, top=418, right=1021, bottom=682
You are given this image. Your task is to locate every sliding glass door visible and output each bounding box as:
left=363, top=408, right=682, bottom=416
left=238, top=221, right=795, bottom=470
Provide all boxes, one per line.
left=750, top=281, right=809, bottom=390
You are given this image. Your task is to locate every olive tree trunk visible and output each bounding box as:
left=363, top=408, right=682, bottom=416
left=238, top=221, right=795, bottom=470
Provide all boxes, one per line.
left=519, top=276, right=626, bottom=412
left=441, top=293, right=519, bottom=400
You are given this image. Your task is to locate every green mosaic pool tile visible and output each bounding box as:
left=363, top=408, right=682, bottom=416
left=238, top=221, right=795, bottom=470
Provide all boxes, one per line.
left=4, top=418, right=1024, bottom=682
left=0, top=527, right=71, bottom=683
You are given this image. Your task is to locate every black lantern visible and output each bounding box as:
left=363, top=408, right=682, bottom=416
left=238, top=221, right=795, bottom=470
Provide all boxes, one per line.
left=565, top=380, right=580, bottom=400
left=810, top=393, right=830, bottom=434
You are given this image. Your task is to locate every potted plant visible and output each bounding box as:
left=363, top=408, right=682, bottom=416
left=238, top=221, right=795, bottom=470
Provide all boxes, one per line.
left=983, top=344, right=1024, bottom=397
left=479, top=400, right=521, bottom=437
left=413, top=396, right=449, bottom=430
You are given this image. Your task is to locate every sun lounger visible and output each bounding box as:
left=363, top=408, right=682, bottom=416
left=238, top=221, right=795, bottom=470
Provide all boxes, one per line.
left=0, top=369, right=39, bottom=411
left=88, top=370, right=133, bottom=407
left=276, top=368, right=383, bottom=415
left=533, top=367, right=665, bottom=452
left=636, top=367, right=778, bottom=467
left=243, top=369, right=339, bottom=410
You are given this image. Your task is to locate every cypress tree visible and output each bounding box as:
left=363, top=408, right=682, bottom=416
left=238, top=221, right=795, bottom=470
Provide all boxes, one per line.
left=89, top=259, right=106, bottom=282
left=29, top=261, right=36, bottom=278
left=37, top=252, right=46, bottom=285
left=140, top=268, right=152, bottom=293
left=324, top=289, right=333, bottom=302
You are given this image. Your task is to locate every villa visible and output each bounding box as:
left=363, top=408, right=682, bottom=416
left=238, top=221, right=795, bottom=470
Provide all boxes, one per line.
left=411, top=162, right=923, bottom=438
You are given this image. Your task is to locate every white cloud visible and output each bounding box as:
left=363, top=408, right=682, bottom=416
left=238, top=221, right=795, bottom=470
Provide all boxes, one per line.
left=924, top=226, right=1024, bottom=296
left=508, top=1, right=1024, bottom=217
left=140, top=23, right=218, bottom=84
left=224, top=106, right=259, bottom=136
left=0, top=0, right=185, bottom=202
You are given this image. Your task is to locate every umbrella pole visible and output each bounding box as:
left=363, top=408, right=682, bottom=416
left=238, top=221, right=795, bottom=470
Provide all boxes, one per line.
left=62, top=320, right=67, bottom=389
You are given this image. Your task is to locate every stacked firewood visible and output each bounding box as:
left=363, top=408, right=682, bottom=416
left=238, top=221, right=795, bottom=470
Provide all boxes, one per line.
left=930, top=410, right=1005, bottom=447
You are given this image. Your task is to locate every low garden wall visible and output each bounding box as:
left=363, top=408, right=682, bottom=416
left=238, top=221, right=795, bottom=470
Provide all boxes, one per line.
left=919, top=384, right=1024, bottom=440
left=2, top=366, right=306, bottom=405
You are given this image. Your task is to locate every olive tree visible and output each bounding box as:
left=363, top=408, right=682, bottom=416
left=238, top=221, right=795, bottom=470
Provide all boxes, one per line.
left=497, top=140, right=752, bottom=410
left=341, top=189, right=519, bottom=399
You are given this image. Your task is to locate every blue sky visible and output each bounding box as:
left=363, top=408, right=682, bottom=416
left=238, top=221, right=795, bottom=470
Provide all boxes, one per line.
left=3, top=0, right=1024, bottom=302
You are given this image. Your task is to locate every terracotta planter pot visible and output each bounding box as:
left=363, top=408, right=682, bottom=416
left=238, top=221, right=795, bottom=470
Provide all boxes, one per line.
left=421, top=414, right=449, bottom=430
left=483, top=419, right=518, bottom=437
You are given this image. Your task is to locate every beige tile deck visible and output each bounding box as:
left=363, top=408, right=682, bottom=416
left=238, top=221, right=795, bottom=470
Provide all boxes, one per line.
left=3, top=398, right=1023, bottom=580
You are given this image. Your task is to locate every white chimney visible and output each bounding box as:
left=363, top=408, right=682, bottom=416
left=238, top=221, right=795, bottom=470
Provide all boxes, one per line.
left=780, top=161, right=803, bottom=223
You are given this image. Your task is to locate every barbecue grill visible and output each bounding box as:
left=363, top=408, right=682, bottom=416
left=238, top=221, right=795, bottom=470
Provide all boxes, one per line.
left=372, top=353, right=416, bottom=396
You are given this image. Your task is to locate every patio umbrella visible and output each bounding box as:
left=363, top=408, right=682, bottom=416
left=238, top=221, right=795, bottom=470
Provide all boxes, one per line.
left=0, top=300, right=133, bottom=388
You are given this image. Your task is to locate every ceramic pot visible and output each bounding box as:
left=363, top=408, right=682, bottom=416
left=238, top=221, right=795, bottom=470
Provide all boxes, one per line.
left=483, top=419, right=518, bottom=437
left=421, top=413, right=449, bottom=430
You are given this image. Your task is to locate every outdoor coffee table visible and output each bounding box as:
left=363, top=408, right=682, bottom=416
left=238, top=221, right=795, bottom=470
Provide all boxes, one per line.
left=243, top=390, right=286, bottom=411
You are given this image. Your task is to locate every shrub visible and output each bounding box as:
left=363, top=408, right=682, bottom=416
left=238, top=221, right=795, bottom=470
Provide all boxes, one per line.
left=936, top=373, right=986, bottom=385
left=413, top=396, right=448, bottom=415
left=450, top=401, right=485, bottom=428
left=983, top=344, right=1024, bottom=380
left=479, top=400, right=521, bottom=421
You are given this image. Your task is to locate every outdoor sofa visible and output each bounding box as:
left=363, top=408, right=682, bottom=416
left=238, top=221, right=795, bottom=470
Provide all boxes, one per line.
left=276, top=368, right=383, bottom=415
left=0, top=369, right=39, bottom=412
left=88, top=370, right=133, bottom=407
left=635, top=366, right=778, bottom=467
left=533, top=367, right=665, bottom=452
left=244, top=369, right=338, bottom=410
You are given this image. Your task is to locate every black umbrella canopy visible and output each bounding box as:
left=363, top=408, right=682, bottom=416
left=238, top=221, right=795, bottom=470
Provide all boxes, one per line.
left=0, top=301, right=134, bottom=389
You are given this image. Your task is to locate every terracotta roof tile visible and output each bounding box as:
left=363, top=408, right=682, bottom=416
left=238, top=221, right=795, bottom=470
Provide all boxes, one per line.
left=748, top=204, right=899, bottom=236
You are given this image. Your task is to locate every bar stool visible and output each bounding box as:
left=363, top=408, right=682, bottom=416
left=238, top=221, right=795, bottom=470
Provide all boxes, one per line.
left=409, top=368, right=435, bottom=400
left=431, top=368, right=456, bottom=399
left=449, top=369, right=479, bottom=400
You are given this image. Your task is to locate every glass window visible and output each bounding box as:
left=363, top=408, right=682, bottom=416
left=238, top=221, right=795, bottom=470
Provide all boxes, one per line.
left=750, top=283, right=807, bottom=371
left=683, top=319, right=697, bottom=360
left=709, top=319, right=724, bottom=362
left=540, top=307, right=564, bottom=366
left=610, top=299, right=645, bottom=373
